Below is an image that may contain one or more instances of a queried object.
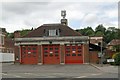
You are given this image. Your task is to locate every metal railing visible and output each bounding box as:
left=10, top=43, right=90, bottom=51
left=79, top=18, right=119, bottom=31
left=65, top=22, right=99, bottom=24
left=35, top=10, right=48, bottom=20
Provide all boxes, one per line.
left=0, top=48, right=14, bottom=53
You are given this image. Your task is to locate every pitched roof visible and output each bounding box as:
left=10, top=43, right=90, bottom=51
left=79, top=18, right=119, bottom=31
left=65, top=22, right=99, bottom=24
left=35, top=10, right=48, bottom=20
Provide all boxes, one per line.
left=108, top=39, right=120, bottom=46
left=89, top=43, right=106, bottom=51
left=23, top=24, right=81, bottom=38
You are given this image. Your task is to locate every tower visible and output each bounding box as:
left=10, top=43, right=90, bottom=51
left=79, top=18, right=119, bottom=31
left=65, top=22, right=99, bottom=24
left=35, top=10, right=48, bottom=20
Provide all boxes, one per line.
left=61, top=10, right=68, bottom=26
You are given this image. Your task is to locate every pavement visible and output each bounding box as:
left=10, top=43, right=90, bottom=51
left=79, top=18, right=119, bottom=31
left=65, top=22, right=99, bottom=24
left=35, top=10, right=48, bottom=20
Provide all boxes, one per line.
left=1, top=63, right=119, bottom=78
left=90, top=63, right=119, bottom=74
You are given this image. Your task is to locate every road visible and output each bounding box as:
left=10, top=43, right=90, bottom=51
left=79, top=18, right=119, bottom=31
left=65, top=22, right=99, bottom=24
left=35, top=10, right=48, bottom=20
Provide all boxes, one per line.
left=1, top=63, right=119, bottom=79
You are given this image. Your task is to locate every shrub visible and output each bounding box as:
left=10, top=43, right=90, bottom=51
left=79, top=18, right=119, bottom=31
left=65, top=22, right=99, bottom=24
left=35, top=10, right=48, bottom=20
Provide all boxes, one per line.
left=114, top=52, right=120, bottom=65
left=111, top=52, right=120, bottom=66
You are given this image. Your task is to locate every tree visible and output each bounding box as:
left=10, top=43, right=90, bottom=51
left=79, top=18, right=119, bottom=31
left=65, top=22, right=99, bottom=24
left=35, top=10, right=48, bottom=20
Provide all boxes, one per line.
left=76, top=26, right=95, bottom=36
left=85, top=29, right=95, bottom=36
left=95, top=31, right=104, bottom=37
left=116, top=29, right=120, bottom=39
left=112, top=52, right=120, bottom=65
left=95, top=24, right=106, bottom=34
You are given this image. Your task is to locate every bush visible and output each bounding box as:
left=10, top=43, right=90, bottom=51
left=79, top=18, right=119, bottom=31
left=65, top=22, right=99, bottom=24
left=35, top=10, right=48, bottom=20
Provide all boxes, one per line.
left=114, top=52, right=120, bottom=65
left=111, top=52, right=120, bottom=66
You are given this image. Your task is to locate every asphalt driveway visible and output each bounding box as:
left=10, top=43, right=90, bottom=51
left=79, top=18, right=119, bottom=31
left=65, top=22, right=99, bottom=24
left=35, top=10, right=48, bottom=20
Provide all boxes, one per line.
left=1, top=63, right=118, bottom=78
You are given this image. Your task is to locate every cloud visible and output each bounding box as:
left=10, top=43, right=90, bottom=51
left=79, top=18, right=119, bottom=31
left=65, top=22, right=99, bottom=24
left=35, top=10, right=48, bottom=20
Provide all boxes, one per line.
left=0, top=1, right=118, bottom=32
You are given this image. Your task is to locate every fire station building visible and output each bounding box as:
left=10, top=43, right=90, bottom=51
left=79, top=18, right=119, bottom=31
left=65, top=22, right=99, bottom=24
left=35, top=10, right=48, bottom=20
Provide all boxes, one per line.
left=14, top=11, right=89, bottom=65
left=14, top=24, right=89, bottom=65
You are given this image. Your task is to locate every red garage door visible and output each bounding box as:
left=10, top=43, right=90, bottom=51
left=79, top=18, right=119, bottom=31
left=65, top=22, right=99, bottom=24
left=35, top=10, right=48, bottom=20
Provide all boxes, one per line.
left=43, top=45, right=60, bottom=64
left=21, top=45, right=38, bottom=64
left=65, top=44, right=83, bottom=64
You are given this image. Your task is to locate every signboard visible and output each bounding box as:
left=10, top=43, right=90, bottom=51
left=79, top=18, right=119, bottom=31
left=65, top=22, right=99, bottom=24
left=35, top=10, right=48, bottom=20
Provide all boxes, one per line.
left=98, top=52, right=102, bottom=58
left=107, top=59, right=115, bottom=62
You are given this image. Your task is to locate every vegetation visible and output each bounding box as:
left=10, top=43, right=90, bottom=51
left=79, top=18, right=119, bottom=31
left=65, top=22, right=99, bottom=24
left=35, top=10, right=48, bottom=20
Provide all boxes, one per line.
left=76, top=24, right=120, bottom=44
left=6, top=24, right=120, bottom=45
left=111, top=52, right=120, bottom=66
left=6, top=29, right=33, bottom=38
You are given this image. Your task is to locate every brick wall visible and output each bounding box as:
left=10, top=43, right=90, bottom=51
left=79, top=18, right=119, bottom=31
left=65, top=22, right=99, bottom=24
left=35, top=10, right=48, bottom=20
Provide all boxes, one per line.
left=60, top=45, right=65, bottom=63
left=83, top=44, right=89, bottom=63
left=14, top=46, right=20, bottom=63
left=38, top=45, right=42, bottom=63
left=14, top=31, right=21, bottom=38
left=89, top=51, right=99, bottom=63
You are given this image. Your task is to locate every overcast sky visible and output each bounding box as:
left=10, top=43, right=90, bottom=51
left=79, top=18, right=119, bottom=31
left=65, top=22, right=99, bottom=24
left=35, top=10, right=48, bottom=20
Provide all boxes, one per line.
left=0, top=0, right=119, bottom=33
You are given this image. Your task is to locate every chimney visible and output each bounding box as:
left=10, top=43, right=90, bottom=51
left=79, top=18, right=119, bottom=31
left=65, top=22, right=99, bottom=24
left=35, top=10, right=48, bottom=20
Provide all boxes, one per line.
left=14, top=31, right=21, bottom=38
left=61, top=10, right=68, bottom=26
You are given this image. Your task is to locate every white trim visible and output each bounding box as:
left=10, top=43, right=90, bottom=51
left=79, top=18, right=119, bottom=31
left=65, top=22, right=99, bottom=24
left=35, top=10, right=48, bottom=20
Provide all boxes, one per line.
left=83, top=63, right=89, bottom=64
left=60, top=63, right=65, bottom=65
left=38, top=63, right=42, bottom=65
left=15, top=36, right=89, bottom=42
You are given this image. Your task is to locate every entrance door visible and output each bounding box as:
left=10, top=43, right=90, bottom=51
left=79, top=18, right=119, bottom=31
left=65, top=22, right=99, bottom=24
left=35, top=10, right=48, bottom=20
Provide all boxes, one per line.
left=43, top=45, right=60, bottom=64
left=65, top=44, right=83, bottom=64
left=21, top=45, right=38, bottom=64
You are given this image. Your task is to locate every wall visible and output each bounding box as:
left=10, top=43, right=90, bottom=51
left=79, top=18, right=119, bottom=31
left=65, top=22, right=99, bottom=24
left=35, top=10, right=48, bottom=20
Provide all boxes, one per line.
left=60, top=44, right=65, bottom=64
left=14, top=46, right=20, bottom=63
left=83, top=44, right=89, bottom=63
left=89, top=51, right=99, bottom=64
left=0, top=53, right=14, bottom=62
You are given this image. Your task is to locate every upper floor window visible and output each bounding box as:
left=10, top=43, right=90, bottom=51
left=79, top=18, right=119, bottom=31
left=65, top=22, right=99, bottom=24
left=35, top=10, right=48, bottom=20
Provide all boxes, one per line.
left=48, top=29, right=59, bottom=36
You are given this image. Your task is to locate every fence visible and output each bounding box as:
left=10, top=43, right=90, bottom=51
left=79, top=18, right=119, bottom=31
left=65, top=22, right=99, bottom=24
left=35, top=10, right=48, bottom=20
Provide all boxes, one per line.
left=0, top=48, right=14, bottom=53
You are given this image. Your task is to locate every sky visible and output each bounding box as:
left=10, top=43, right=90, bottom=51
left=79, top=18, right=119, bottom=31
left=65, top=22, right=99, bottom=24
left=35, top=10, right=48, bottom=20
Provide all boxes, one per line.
left=0, top=0, right=119, bottom=33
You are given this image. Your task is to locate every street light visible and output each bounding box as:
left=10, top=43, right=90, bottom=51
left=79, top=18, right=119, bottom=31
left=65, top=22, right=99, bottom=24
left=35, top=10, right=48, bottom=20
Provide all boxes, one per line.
left=100, top=38, right=103, bottom=67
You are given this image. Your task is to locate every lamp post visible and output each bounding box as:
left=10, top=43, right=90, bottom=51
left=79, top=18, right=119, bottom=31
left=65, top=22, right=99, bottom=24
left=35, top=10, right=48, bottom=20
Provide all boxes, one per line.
left=100, top=38, right=103, bottom=67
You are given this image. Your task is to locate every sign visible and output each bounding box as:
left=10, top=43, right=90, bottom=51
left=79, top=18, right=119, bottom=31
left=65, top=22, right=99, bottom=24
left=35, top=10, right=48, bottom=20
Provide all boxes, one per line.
left=107, top=59, right=115, bottom=62
left=72, top=51, right=76, bottom=53
left=28, top=52, right=31, bottom=54
left=98, top=52, right=102, bottom=58
left=50, top=52, right=53, bottom=54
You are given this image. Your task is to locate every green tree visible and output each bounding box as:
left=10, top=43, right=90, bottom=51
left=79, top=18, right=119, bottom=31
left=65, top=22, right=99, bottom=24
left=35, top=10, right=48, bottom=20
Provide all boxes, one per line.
left=95, top=31, right=104, bottom=37
left=113, top=52, right=120, bottom=65
left=20, top=29, right=31, bottom=37
left=76, top=26, right=95, bottom=36
left=95, top=24, right=106, bottom=34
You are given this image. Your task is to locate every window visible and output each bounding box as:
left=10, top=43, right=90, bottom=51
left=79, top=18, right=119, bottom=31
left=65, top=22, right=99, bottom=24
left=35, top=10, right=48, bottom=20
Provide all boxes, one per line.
left=23, top=52, right=26, bottom=54
left=66, top=54, right=70, bottom=56
left=48, top=29, right=59, bottom=36
left=78, top=54, right=82, bottom=56
left=28, top=47, right=31, bottom=50
left=55, top=51, right=59, bottom=54
left=32, top=47, right=36, bottom=50
left=55, top=48, right=59, bottom=50
left=44, top=48, right=48, bottom=50
left=72, top=53, right=76, bottom=56
left=44, top=51, right=48, bottom=54
left=49, top=48, right=53, bottom=50
left=72, top=47, right=76, bottom=51
left=23, top=47, right=26, bottom=50
left=78, top=47, right=82, bottom=52
left=33, top=52, right=36, bottom=54
left=66, top=47, right=70, bottom=50
left=55, top=54, right=59, bottom=56
left=44, top=55, right=48, bottom=57
left=49, top=54, right=53, bottom=57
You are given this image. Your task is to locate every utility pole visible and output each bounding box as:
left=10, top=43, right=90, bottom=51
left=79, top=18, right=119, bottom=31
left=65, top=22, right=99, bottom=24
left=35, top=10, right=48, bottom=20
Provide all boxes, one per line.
left=100, top=38, right=103, bottom=67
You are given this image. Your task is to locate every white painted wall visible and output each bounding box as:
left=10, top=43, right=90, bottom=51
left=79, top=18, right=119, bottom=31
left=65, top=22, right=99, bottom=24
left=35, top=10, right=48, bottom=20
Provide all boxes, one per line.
left=0, top=53, right=14, bottom=62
